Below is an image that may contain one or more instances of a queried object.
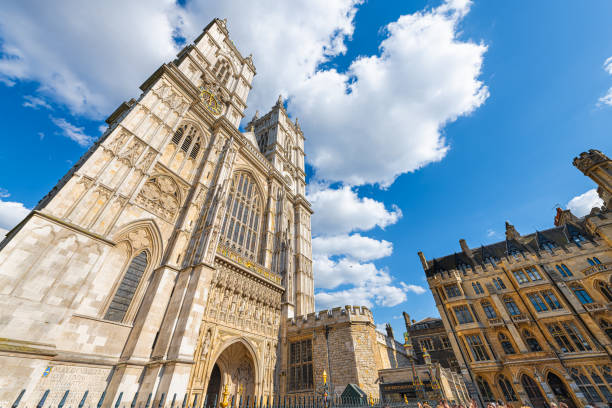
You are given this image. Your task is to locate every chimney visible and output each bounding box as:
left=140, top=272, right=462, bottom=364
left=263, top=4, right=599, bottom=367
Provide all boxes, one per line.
left=385, top=323, right=394, bottom=339
left=417, top=251, right=428, bottom=270
left=459, top=239, right=472, bottom=257
left=403, top=312, right=411, bottom=332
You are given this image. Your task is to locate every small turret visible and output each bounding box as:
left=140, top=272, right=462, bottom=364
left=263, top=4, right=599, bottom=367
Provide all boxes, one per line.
left=505, top=221, right=520, bottom=240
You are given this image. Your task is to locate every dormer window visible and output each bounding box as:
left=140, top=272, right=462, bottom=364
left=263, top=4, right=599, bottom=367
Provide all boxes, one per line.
left=572, top=233, right=586, bottom=246
left=509, top=249, right=522, bottom=261
left=458, top=263, right=472, bottom=275
left=485, top=256, right=499, bottom=268
left=541, top=240, right=557, bottom=253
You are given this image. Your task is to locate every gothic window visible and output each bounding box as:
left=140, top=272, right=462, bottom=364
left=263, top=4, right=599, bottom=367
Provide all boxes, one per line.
left=104, top=251, right=148, bottom=322
left=481, top=301, right=497, bottom=319
left=541, top=290, right=563, bottom=309
left=170, top=123, right=201, bottom=159
left=220, top=172, right=262, bottom=261
left=504, top=297, right=521, bottom=316
left=498, top=375, right=518, bottom=401
left=476, top=376, right=495, bottom=402
left=285, top=139, right=293, bottom=162
left=588, top=257, right=602, bottom=266
left=472, top=282, right=485, bottom=294
left=498, top=333, right=516, bottom=354
left=571, top=368, right=603, bottom=403
left=445, top=284, right=462, bottom=298
left=466, top=335, right=490, bottom=361
left=288, top=340, right=313, bottom=391
left=600, top=320, right=612, bottom=341
left=212, top=58, right=232, bottom=86
left=441, top=336, right=451, bottom=349
left=556, top=264, right=573, bottom=277
left=588, top=370, right=612, bottom=403
left=523, top=330, right=542, bottom=352
left=525, top=266, right=542, bottom=281
left=493, top=277, right=506, bottom=290
left=547, top=321, right=591, bottom=352
left=596, top=281, right=612, bottom=302
left=420, top=338, right=434, bottom=351
left=571, top=284, right=594, bottom=304
left=528, top=292, right=549, bottom=312
left=513, top=269, right=529, bottom=284
left=453, top=305, right=474, bottom=324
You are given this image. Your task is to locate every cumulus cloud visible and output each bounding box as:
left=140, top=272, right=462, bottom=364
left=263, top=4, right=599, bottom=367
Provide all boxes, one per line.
left=308, top=185, right=402, bottom=235
left=0, top=0, right=183, bottom=118
left=291, top=0, right=488, bottom=186
left=599, top=57, right=612, bottom=106
left=567, top=189, right=604, bottom=217
left=313, top=234, right=392, bottom=262
left=0, top=199, right=30, bottom=231
left=50, top=116, right=94, bottom=147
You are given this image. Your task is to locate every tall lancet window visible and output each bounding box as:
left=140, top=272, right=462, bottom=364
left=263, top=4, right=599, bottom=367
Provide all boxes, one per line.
left=220, top=172, right=262, bottom=261
left=105, top=251, right=148, bottom=322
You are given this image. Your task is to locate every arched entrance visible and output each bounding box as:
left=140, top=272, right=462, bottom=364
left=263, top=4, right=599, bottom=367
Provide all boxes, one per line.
left=547, top=372, right=577, bottom=408
left=205, top=364, right=221, bottom=408
left=203, top=340, right=257, bottom=403
left=522, top=374, right=548, bottom=408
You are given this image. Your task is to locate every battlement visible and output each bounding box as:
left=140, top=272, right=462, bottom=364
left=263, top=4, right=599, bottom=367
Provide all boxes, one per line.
left=287, top=305, right=373, bottom=331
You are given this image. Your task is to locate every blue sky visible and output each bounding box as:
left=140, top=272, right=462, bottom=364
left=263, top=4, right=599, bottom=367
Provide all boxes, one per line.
left=0, top=0, right=611, bottom=339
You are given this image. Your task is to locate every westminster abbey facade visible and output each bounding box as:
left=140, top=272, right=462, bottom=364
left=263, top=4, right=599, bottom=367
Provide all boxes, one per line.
left=0, top=19, right=421, bottom=408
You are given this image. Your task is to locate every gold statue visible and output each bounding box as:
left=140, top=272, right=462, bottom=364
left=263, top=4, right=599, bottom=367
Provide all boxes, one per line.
left=323, top=370, right=327, bottom=385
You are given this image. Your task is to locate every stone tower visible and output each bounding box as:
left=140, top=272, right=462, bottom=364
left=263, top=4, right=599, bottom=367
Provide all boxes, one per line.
left=573, top=149, right=612, bottom=209
left=0, top=19, right=313, bottom=408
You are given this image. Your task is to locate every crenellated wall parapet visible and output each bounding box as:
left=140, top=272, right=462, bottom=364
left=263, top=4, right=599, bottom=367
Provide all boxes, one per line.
left=286, top=305, right=373, bottom=332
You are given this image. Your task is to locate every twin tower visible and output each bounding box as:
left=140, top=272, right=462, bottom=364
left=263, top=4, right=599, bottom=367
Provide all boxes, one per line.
left=0, top=19, right=314, bottom=407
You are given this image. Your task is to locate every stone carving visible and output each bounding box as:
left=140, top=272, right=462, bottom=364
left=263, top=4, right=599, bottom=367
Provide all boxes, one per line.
left=128, top=229, right=151, bottom=250
left=105, top=131, right=130, bottom=155
left=573, top=149, right=609, bottom=173
left=118, top=138, right=145, bottom=167
left=136, top=174, right=181, bottom=221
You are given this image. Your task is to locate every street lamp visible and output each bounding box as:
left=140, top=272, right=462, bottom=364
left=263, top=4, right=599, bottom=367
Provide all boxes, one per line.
left=404, top=333, right=426, bottom=401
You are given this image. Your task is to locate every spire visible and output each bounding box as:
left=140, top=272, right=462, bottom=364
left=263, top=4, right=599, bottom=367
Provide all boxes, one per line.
left=385, top=323, right=394, bottom=339
left=403, top=312, right=411, bottom=332
left=252, top=110, right=259, bottom=121
left=505, top=221, right=520, bottom=240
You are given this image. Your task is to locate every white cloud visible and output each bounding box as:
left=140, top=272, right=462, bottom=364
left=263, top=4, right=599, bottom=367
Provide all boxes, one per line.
left=22, top=95, right=52, bottom=110
left=487, top=229, right=496, bottom=237
left=290, top=0, right=488, bottom=186
left=50, top=116, right=94, bottom=147
left=0, top=1, right=183, bottom=118
left=599, top=57, right=612, bottom=106
left=313, top=234, right=392, bottom=262
left=98, top=124, right=107, bottom=134
left=0, top=199, right=30, bottom=231
left=0, top=188, right=9, bottom=199
left=0, top=227, right=8, bottom=238
left=308, top=185, right=401, bottom=236
left=567, top=189, right=604, bottom=217
left=401, top=282, right=427, bottom=295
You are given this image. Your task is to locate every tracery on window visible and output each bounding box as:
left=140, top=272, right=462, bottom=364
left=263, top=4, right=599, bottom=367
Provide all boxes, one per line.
left=219, top=172, right=262, bottom=261
left=104, top=251, right=149, bottom=323
left=523, top=330, right=542, bottom=352
left=596, top=280, right=612, bottom=302
left=498, top=375, right=518, bottom=401
left=170, top=123, right=202, bottom=160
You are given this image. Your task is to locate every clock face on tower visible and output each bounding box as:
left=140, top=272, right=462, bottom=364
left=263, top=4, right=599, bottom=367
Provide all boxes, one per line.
left=199, top=87, right=222, bottom=115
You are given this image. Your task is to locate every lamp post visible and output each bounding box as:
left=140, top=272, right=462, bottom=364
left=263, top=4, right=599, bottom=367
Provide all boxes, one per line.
left=404, top=333, right=426, bottom=401
left=323, top=370, right=329, bottom=408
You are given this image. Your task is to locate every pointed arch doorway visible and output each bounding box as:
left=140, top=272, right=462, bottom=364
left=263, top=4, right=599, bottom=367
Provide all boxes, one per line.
left=522, top=374, right=548, bottom=408
left=547, top=372, right=577, bottom=408
left=201, top=340, right=258, bottom=406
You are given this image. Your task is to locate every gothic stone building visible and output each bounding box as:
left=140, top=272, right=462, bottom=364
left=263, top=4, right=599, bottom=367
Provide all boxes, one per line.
left=0, top=19, right=415, bottom=408
left=420, top=150, right=612, bottom=408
